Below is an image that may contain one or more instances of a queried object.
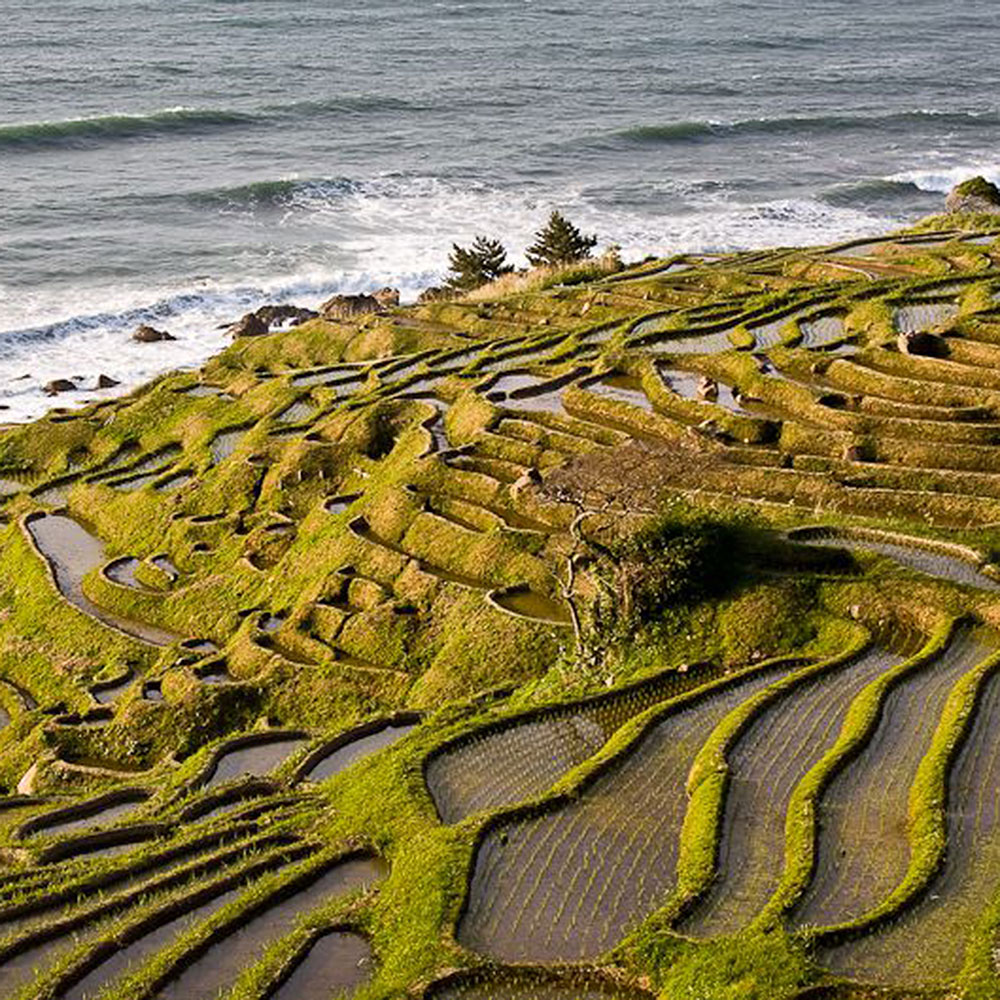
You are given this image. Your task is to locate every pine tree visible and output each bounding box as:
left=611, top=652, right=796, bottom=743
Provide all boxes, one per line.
left=525, top=211, right=597, bottom=268
left=445, top=235, right=513, bottom=291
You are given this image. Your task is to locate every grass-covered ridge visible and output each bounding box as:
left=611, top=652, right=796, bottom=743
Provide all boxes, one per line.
left=3, top=221, right=1000, bottom=997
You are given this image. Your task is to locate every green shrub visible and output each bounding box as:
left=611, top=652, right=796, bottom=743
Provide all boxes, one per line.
left=525, top=210, right=598, bottom=267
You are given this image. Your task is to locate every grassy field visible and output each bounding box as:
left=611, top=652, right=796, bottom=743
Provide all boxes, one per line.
left=1, top=218, right=1000, bottom=998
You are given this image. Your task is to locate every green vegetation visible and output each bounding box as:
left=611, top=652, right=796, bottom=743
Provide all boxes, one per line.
left=525, top=210, right=598, bottom=267
left=4, top=219, right=1000, bottom=999
left=446, top=236, right=514, bottom=292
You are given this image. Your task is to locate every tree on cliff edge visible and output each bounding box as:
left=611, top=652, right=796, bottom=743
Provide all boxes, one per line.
left=526, top=210, right=597, bottom=267
left=446, top=235, right=513, bottom=291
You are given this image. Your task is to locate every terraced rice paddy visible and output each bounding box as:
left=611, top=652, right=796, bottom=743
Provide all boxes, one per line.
left=269, top=930, right=374, bottom=1000
left=156, top=856, right=387, bottom=1000
left=794, top=627, right=991, bottom=928
left=459, top=664, right=789, bottom=961
left=303, top=720, right=417, bottom=782
left=205, top=735, right=306, bottom=787
left=426, top=665, right=726, bottom=823
left=3, top=227, right=1000, bottom=999
left=25, top=512, right=179, bottom=644
left=789, top=528, right=1000, bottom=592
left=679, top=645, right=902, bottom=937
left=816, top=658, right=1000, bottom=985
left=429, top=974, right=653, bottom=1000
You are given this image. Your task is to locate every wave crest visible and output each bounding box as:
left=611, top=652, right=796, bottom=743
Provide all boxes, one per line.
left=612, top=109, right=996, bottom=147
left=0, top=107, right=255, bottom=151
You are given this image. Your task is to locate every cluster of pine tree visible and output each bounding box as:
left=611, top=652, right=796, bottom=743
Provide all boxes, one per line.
left=445, top=210, right=597, bottom=292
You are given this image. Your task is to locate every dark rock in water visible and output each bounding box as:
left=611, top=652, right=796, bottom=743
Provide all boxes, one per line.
left=227, top=304, right=319, bottom=338
left=132, top=324, right=176, bottom=343
left=96, top=374, right=119, bottom=389
left=898, top=330, right=949, bottom=358
left=373, top=286, right=400, bottom=309
left=45, top=379, right=77, bottom=395
left=255, top=304, right=318, bottom=328
left=320, top=293, right=381, bottom=319
left=945, top=176, right=1000, bottom=215
left=229, top=312, right=270, bottom=337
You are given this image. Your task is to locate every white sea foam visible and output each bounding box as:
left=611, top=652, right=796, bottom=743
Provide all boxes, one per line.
left=0, top=175, right=890, bottom=424
left=886, top=163, right=1000, bottom=194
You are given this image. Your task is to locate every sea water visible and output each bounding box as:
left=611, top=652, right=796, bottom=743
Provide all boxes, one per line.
left=1, top=0, right=998, bottom=420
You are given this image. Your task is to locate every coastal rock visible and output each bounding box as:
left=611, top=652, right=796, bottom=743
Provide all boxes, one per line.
left=373, top=287, right=400, bottom=309
left=96, top=374, right=119, bottom=389
left=132, top=324, right=176, bottom=343
left=417, top=286, right=450, bottom=304
left=229, top=312, right=270, bottom=337
left=945, top=176, right=1000, bottom=215
left=897, top=330, right=948, bottom=358
left=320, top=293, right=382, bottom=320
left=255, top=304, right=317, bottom=328
left=228, top=304, right=318, bottom=338
left=45, top=378, right=77, bottom=395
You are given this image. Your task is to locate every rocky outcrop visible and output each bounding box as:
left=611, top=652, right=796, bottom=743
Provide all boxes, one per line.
left=945, top=176, right=1000, bottom=215
left=320, top=293, right=381, bottom=320
left=132, top=324, right=175, bottom=343
left=44, top=379, right=77, bottom=395
left=898, top=330, right=949, bottom=358
left=96, top=374, right=120, bottom=389
left=228, top=304, right=318, bottom=337
left=256, top=304, right=317, bottom=328
left=417, top=286, right=450, bottom=304
left=373, top=287, right=400, bottom=309
left=319, top=288, right=399, bottom=320
left=229, top=312, right=270, bottom=338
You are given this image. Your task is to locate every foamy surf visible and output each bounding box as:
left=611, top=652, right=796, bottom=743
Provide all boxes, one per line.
left=0, top=173, right=892, bottom=423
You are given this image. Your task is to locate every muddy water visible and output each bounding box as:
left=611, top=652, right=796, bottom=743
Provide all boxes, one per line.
left=208, top=427, right=247, bottom=465
left=426, top=665, right=725, bottom=824
left=629, top=317, right=735, bottom=355
left=0, top=921, right=102, bottom=996
left=430, top=975, right=652, bottom=999
left=270, top=930, right=373, bottom=1000
left=894, top=300, right=958, bottom=333
left=155, top=472, right=193, bottom=492
left=25, top=513, right=180, bottom=646
left=492, top=589, right=571, bottom=625
left=64, top=887, right=242, bottom=1000
left=799, top=313, right=845, bottom=347
left=816, top=655, right=1000, bottom=986
left=459, top=665, right=785, bottom=961
left=151, top=555, right=180, bottom=581
left=678, top=645, right=901, bottom=937
left=657, top=368, right=748, bottom=414
left=156, top=857, right=388, bottom=1000
left=484, top=374, right=570, bottom=415
left=303, top=723, right=417, bottom=783
left=104, top=557, right=147, bottom=590
left=30, top=795, right=147, bottom=836
left=794, top=628, right=990, bottom=928
left=92, top=673, right=133, bottom=703
left=276, top=398, right=316, bottom=423
left=581, top=374, right=652, bottom=411
left=207, top=736, right=306, bottom=788
left=791, top=529, right=1000, bottom=592
left=325, top=494, right=361, bottom=515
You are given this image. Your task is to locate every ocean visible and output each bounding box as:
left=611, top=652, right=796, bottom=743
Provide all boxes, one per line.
left=1, top=0, right=998, bottom=420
